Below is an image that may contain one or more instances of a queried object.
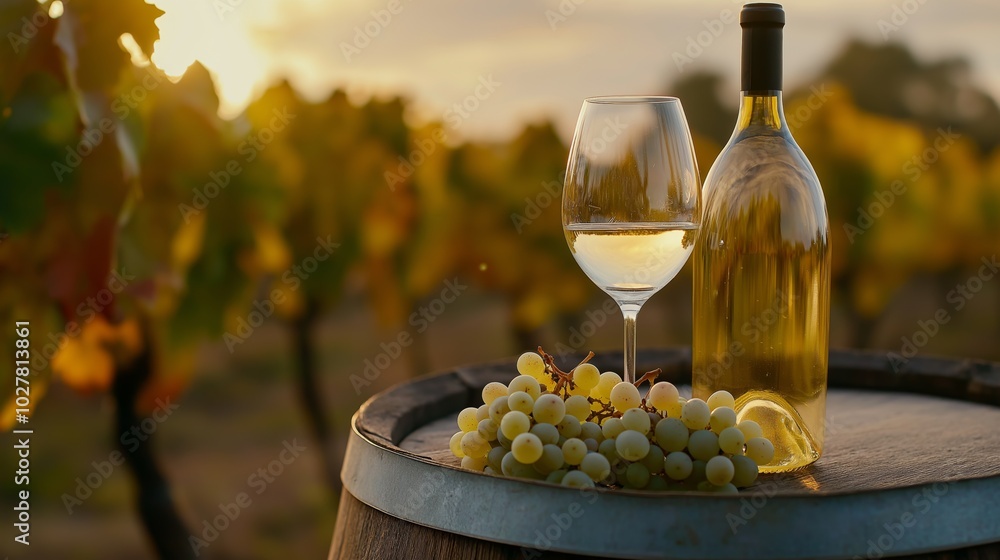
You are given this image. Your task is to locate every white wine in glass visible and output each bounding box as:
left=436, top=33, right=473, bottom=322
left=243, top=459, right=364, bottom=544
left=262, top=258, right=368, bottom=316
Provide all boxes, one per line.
left=562, top=97, right=701, bottom=383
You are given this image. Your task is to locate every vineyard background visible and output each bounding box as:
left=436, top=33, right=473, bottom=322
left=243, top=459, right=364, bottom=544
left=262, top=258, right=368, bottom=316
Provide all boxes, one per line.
left=2, top=0, right=1000, bottom=558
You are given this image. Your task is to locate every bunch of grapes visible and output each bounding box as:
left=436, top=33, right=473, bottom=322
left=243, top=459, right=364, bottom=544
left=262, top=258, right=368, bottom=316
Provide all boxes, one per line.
left=449, top=349, right=774, bottom=492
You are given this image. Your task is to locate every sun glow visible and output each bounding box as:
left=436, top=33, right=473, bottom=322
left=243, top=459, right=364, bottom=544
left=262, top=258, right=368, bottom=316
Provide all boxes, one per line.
left=149, top=0, right=272, bottom=117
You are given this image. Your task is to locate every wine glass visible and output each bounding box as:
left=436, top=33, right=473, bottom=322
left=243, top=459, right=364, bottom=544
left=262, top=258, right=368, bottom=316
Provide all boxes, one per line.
left=562, top=96, right=701, bottom=383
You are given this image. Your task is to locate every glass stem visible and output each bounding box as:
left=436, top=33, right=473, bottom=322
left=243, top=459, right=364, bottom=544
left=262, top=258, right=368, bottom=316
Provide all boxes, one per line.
left=620, top=303, right=641, bottom=384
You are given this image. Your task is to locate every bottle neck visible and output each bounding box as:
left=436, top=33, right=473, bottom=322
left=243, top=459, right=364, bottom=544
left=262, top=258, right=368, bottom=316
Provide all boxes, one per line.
left=736, top=92, right=786, bottom=132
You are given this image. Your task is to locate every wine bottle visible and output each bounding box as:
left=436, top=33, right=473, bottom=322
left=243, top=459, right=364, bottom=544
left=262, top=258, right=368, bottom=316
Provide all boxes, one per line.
left=692, top=3, right=831, bottom=472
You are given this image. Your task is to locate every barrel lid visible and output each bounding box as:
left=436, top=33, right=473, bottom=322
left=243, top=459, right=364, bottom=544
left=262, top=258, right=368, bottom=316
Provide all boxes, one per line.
left=341, top=348, right=1000, bottom=559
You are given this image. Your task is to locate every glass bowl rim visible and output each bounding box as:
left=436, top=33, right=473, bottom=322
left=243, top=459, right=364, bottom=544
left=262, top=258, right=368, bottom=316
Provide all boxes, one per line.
left=583, top=95, right=681, bottom=104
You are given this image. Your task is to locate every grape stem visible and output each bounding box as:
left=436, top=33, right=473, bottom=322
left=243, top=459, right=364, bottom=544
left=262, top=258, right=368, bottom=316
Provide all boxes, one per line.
left=537, top=347, right=594, bottom=397
left=633, top=368, right=661, bottom=389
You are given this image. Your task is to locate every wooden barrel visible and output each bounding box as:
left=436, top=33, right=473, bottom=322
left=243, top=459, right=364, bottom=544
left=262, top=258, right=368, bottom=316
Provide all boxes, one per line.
left=328, top=348, right=1000, bottom=560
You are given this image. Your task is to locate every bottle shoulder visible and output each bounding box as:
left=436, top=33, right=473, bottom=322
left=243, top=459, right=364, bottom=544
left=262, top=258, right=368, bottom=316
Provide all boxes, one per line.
left=701, top=132, right=829, bottom=249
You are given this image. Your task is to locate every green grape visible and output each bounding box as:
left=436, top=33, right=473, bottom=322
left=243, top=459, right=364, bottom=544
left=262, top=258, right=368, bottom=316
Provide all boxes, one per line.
left=705, top=456, right=734, bottom=486
left=508, top=391, right=534, bottom=415
left=713, top=483, right=739, bottom=494
left=621, top=408, right=651, bottom=434
left=461, top=431, right=490, bottom=459
left=508, top=375, right=542, bottom=400
left=557, top=435, right=567, bottom=447
left=462, top=455, right=488, bottom=472
left=654, top=418, right=689, bottom=452
left=546, top=469, right=568, bottom=484
left=487, top=446, right=506, bottom=472
left=690, top=459, right=707, bottom=483
left=490, top=395, right=510, bottom=426
left=625, top=463, right=651, bottom=489
left=681, top=398, right=711, bottom=430
left=476, top=405, right=490, bottom=422
left=533, top=444, right=565, bottom=474
left=647, top=381, right=680, bottom=411
left=484, top=466, right=497, bottom=476
left=533, top=393, right=566, bottom=425
left=458, top=407, right=479, bottom=432
left=696, top=481, right=715, bottom=492
left=592, top=372, right=622, bottom=401
left=580, top=421, right=603, bottom=442
left=482, top=382, right=508, bottom=405
left=706, top=390, right=736, bottom=411
left=598, top=438, right=620, bottom=464
left=565, top=395, right=591, bottom=422
left=561, top=470, right=596, bottom=488
left=737, top=420, right=764, bottom=441
left=573, top=363, right=601, bottom=391
left=497, top=430, right=512, bottom=450
left=648, top=411, right=662, bottom=427
left=488, top=396, right=510, bottom=425
left=664, top=397, right=685, bottom=419
left=584, top=438, right=598, bottom=452
left=602, top=417, right=625, bottom=439
left=502, top=452, right=542, bottom=479
left=449, top=431, right=465, bottom=458
left=501, top=451, right=518, bottom=476
left=709, top=407, right=737, bottom=434
left=610, top=382, right=641, bottom=412
left=615, top=430, right=650, bottom=462
left=562, top=438, right=588, bottom=465
left=746, top=437, right=775, bottom=466
left=664, top=451, right=693, bottom=480
left=688, top=430, right=720, bottom=461
left=556, top=415, right=582, bottom=439
left=477, top=419, right=499, bottom=442
left=647, top=476, right=669, bottom=491
left=500, top=411, right=531, bottom=440
left=640, top=445, right=665, bottom=474
left=730, top=454, right=759, bottom=488
left=529, top=423, right=560, bottom=445
left=511, top=433, right=544, bottom=464
left=579, top=453, right=611, bottom=482
left=718, top=426, right=746, bottom=455
left=516, top=351, right=546, bottom=379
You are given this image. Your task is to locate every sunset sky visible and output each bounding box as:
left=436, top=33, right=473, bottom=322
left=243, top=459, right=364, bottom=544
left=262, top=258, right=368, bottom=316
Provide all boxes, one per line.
left=149, top=0, right=1000, bottom=141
